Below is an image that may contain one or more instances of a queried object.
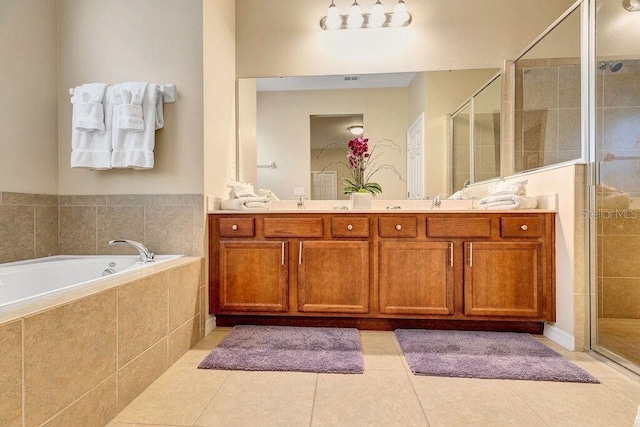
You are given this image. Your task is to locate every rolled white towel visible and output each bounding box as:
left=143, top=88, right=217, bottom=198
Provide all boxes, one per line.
left=221, top=197, right=271, bottom=210
left=477, top=194, right=538, bottom=210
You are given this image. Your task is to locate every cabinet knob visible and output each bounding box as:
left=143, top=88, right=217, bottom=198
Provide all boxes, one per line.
left=395, top=224, right=402, bottom=231
left=347, top=224, right=353, bottom=231
left=231, top=224, right=238, bottom=231
left=521, top=224, right=528, bottom=231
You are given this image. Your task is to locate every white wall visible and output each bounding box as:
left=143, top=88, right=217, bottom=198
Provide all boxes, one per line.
left=203, top=0, right=237, bottom=200
left=57, top=0, right=204, bottom=195
left=0, top=0, right=58, bottom=194
left=256, top=87, right=408, bottom=200
left=235, top=0, right=576, bottom=78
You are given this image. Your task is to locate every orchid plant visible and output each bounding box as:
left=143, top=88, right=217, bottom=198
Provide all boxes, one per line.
left=317, top=137, right=404, bottom=196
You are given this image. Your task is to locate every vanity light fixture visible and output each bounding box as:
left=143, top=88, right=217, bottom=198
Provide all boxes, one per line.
left=624, top=0, right=640, bottom=11
left=320, top=0, right=412, bottom=30
left=348, top=125, right=365, bottom=136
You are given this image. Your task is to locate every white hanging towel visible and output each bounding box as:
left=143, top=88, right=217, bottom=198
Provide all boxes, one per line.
left=70, top=84, right=113, bottom=169
left=111, top=83, right=164, bottom=169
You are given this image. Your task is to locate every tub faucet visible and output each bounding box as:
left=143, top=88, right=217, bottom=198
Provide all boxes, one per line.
left=108, top=239, right=155, bottom=263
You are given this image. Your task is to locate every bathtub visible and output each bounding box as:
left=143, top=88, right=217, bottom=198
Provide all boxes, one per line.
left=0, top=255, right=181, bottom=313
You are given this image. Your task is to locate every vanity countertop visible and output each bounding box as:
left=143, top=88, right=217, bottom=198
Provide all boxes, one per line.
left=209, top=208, right=558, bottom=214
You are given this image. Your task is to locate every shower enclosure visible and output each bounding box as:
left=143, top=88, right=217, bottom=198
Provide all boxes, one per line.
left=590, top=0, right=640, bottom=373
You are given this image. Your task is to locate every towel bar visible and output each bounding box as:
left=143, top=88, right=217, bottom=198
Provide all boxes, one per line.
left=68, top=84, right=176, bottom=103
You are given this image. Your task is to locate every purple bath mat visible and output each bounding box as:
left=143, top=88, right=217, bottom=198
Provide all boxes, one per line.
left=395, top=329, right=599, bottom=383
left=198, top=325, right=363, bottom=374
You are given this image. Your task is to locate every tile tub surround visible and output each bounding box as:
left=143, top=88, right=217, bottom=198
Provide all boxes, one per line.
left=0, top=256, right=205, bottom=427
left=0, top=192, right=58, bottom=264
left=0, top=192, right=206, bottom=264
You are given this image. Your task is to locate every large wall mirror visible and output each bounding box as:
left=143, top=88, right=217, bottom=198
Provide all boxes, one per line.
left=238, top=69, right=501, bottom=200
left=513, top=3, right=582, bottom=173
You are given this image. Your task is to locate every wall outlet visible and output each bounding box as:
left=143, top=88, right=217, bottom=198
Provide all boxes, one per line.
left=294, top=187, right=306, bottom=196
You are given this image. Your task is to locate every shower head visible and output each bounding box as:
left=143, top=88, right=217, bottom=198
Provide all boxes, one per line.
left=599, top=62, right=623, bottom=72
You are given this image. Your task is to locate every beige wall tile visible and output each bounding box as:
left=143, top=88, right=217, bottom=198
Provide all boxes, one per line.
left=168, top=260, right=201, bottom=331
left=602, top=107, right=640, bottom=151
left=58, top=206, right=97, bottom=255
left=145, top=206, right=193, bottom=255
left=602, top=235, right=640, bottom=277
left=0, top=320, right=23, bottom=427
left=97, top=206, right=145, bottom=255
left=601, top=278, right=640, bottom=318
left=36, top=205, right=58, bottom=257
left=601, top=211, right=640, bottom=235
left=168, top=315, right=200, bottom=365
left=558, top=65, right=581, bottom=108
left=43, top=375, right=117, bottom=427
left=199, top=285, right=207, bottom=338
left=59, top=195, right=106, bottom=206
left=118, top=274, right=168, bottom=367
left=557, top=108, right=581, bottom=151
left=2, top=192, right=57, bottom=205
left=24, top=289, right=117, bottom=426
left=192, top=198, right=205, bottom=257
left=106, top=195, right=155, bottom=206
left=154, top=194, right=202, bottom=206
left=603, top=64, right=640, bottom=108
left=0, top=205, right=35, bottom=263
left=117, top=339, right=168, bottom=411
left=522, top=67, right=559, bottom=110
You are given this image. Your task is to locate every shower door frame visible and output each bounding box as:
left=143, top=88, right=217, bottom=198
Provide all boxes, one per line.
left=586, top=0, right=640, bottom=375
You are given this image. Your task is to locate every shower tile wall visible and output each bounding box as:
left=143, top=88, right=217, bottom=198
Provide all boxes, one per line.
left=514, top=58, right=582, bottom=172
left=0, top=192, right=205, bottom=264
left=597, top=60, right=640, bottom=319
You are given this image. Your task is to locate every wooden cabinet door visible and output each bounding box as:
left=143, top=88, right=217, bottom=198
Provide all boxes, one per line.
left=297, top=241, right=369, bottom=314
left=379, top=242, right=454, bottom=315
left=218, top=241, right=288, bottom=313
left=463, top=242, right=542, bottom=318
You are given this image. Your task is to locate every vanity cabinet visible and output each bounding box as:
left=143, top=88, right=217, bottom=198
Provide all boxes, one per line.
left=208, top=211, right=555, bottom=332
left=297, top=240, right=369, bottom=314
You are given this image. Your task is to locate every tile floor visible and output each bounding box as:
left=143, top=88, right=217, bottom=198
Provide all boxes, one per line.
left=108, top=328, right=640, bottom=427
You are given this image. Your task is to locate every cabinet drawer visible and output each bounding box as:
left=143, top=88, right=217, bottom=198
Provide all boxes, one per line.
left=427, top=217, right=491, bottom=238
left=263, top=218, right=324, bottom=237
left=332, top=217, right=369, bottom=237
left=501, top=217, right=543, bottom=238
left=219, top=218, right=255, bottom=237
left=378, top=217, right=418, bottom=238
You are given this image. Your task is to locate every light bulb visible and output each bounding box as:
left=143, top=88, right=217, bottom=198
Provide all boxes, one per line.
left=347, top=1, right=364, bottom=29
left=325, top=1, right=341, bottom=30
left=391, top=0, right=410, bottom=26
left=369, top=0, right=386, bottom=28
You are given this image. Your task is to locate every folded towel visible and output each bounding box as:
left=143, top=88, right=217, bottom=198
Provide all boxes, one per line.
left=113, top=82, right=147, bottom=132
left=448, top=188, right=472, bottom=200
left=71, top=83, right=107, bottom=133
left=111, top=83, right=164, bottom=169
left=71, top=85, right=113, bottom=169
left=488, top=179, right=528, bottom=196
left=477, top=194, right=538, bottom=210
left=221, top=197, right=271, bottom=210
left=228, top=181, right=259, bottom=198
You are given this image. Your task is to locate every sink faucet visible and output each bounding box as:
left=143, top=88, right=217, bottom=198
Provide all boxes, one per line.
left=297, top=195, right=307, bottom=209
left=108, top=239, right=155, bottom=263
left=431, top=193, right=449, bottom=209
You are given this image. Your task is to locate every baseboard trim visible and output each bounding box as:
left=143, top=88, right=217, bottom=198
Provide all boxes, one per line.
left=205, top=315, right=217, bottom=335
left=544, top=323, right=575, bottom=350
